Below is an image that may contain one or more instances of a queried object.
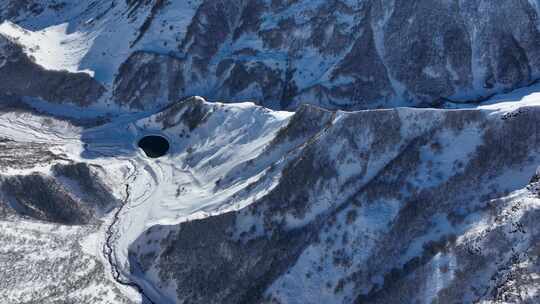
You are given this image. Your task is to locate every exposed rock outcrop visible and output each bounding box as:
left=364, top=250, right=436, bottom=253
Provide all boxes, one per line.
left=113, top=51, right=184, bottom=110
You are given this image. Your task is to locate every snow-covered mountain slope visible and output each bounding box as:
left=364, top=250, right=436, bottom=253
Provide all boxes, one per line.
left=2, top=0, right=540, bottom=111
left=0, top=89, right=539, bottom=303
left=0, top=33, right=105, bottom=106
left=127, top=99, right=540, bottom=304
left=1, top=2, right=540, bottom=303
left=0, top=110, right=137, bottom=303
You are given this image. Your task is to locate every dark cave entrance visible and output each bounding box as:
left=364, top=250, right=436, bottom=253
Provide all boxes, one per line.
left=138, top=135, right=170, bottom=158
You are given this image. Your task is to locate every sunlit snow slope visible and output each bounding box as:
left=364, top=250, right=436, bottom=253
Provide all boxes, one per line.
left=1, top=1, right=540, bottom=303
left=3, top=0, right=540, bottom=110
left=1, top=88, right=540, bottom=303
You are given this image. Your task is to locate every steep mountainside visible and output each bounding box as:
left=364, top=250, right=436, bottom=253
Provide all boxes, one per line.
left=125, top=98, right=540, bottom=304
left=0, top=1, right=540, bottom=304
left=1, top=0, right=540, bottom=111
left=0, top=92, right=539, bottom=303
left=0, top=34, right=104, bottom=105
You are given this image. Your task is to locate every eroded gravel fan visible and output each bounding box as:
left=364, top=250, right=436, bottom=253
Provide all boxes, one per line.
left=138, top=135, right=170, bottom=158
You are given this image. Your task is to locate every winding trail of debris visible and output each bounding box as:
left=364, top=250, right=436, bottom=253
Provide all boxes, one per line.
left=103, top=183, right=156, bottom=304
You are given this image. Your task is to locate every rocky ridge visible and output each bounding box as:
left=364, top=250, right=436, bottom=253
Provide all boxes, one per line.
left=1, top=0, right=540, bottom=111
left=0, top=1, right=539, bottom=303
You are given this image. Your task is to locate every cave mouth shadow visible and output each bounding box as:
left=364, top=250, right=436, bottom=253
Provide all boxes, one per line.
left=138, top=135, right=170, bottom=158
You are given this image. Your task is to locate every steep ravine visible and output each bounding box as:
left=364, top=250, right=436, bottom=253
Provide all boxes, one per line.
left=103, top=184, right=157, bottom=304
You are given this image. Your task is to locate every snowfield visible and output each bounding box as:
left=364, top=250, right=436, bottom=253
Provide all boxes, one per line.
left=3, top=0, right=540, bottom=111
left=1, top=88, right=540, bottom=303
left=1, top=1, right=540, bottom=303
left=0, top=0, right=202, bottom=95
left=0, top=97, right=293, bottom=303
left=0, top=21, right=96, bottom=76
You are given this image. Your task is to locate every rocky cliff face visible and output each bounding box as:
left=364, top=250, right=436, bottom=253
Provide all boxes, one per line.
left=1, top=0, right=540, bottom=111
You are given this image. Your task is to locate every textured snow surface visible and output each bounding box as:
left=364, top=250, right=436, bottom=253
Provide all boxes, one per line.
left=0, top=97, right=293, bottom=303
left=1, top=86, right=540, bottom=303
left=0, top=0, right=201, bottom=85
left=3, top=0, right=540, bottom=111
left=0, top=21, right=95, bottom=75
left=1, top=1, right=540, bottom=303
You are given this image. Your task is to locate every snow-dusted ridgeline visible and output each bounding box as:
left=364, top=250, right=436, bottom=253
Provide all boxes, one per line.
left=2, top=0, right=540, bottom=111
left=0, top=1, right=540, bottom=303
left=0, top=91, right=539, bottom=303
